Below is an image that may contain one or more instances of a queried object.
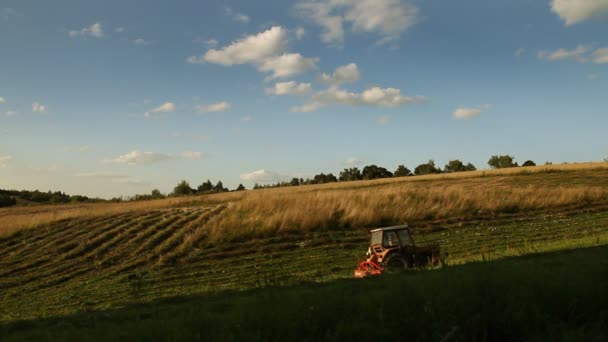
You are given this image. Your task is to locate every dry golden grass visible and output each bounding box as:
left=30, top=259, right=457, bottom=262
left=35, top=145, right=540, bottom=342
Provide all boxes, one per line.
left=2, top=162, right=608, bottom=240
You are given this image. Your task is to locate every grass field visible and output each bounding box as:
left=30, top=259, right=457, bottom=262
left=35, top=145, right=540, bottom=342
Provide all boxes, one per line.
left=1, top=163, right=608, bottom=338
left=2, top=246, right=607, bottom=341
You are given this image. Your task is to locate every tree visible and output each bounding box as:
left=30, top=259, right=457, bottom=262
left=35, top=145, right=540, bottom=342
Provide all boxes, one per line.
left=394, top=164, right=412, bottom=177
left=361, top=165, right=393, bottom=180
left=444, top=160, right=477, bottom=173
left=312, top=173, right=338, bottom=184
left=235, top=184, right=246, bottom=191
left=290, top=178, right=301, bottom=186
left=172, top=180, right=193, bottom=196
left=414, top=160, right=441, bottom=175
left=151, top=189, right=164, bottom=199
left=339, top=167, right=362, bottom=181
left=197, top=179, right=214, bottom=193
left=488, top=155, right=517, bottom=169
left=522, top=160, right=536, bottom=167
left=604, top=157, right=608, bottom=162
left=214, top=181, right=228, bottom=193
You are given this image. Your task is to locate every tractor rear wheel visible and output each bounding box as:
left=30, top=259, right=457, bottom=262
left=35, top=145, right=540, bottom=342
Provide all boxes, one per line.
left=383, top=255, right=406, bottom=273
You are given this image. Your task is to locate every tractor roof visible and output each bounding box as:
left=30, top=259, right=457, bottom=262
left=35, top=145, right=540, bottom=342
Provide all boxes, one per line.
left=370, top=224, right=409, bottom=233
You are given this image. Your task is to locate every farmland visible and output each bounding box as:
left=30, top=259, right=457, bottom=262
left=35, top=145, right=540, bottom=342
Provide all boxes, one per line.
left=1, top=163, right=608, bottom=339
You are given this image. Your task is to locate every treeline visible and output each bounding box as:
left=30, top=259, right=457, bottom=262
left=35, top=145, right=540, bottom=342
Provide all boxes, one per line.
left=0, top=189, right=102, bottom=208
left=252, top=155, right=538, bottom=189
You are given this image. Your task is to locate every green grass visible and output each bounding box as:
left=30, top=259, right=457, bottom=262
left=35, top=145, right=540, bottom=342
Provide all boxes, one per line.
left=1, top=245, right=607, bottom=341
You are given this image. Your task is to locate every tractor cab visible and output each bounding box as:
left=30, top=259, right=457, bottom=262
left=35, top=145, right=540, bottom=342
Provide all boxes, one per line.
left=370, top=225, right=414, bottom=251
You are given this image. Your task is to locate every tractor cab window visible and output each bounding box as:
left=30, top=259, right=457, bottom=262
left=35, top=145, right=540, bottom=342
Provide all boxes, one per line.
left=383, top=231, right=399, bottom=248
left=397, top=229, right=414, bottom=246
left=371, top=231, right=382, bottom=246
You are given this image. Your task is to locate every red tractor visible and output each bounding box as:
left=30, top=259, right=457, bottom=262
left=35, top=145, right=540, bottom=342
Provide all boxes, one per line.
left=354, top=225, right=442, bottom=278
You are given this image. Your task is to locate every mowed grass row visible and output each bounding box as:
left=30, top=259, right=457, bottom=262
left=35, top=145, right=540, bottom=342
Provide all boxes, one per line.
left=1, top=207, right=608, bottom=322
left=2, top=245, right=608, bottom=341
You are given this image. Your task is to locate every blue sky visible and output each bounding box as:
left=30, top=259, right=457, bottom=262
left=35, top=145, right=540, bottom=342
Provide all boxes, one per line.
left=0, top=0, right=607, bottom=198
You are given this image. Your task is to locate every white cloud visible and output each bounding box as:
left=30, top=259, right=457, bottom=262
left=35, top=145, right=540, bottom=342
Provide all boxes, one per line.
left=266, top=81, right=312, bottom=95
left=180, top=151, right=203, bottom=160
left=240, top=169, right=288, bottom=183
left=592, top=48, right=608, bottom=64
left=0, top=96, right=5, bottom=103
left=344, top=157, right=364, bottom=166
left=257, top=53, right=318, bottom=80
left=32, top=102, right=48, bottom=113
left=226, top=7, right=250, bottom=23
left=319, top=63, right=360, bottom=85
left=3, top=110, right=17, bottom=117
left=538, top=45, right=590, bottom=62
left=296, top=0, right=419, bottom=46
left=295, top=27, right=306, bottom=40
left=197, top=101, right=232, bottom=113
left=290, top=101, right=323, bottom=113
left=134, top=38, right=151, bottom=46
left=376, top=115, right=392, bottom=125
left=144, top=102, right=175, bottom=118
left=106, top=151, right=171, bottom=165
left=69, top=22, right=103, bottom=38
left=206, top=38, right=219, bottom=47
left=114, top=27, right=125, bottom=33
left=551, top=0, right=608, bottom=25
left=241, top=115, right=252, bottom=122
left=315, top=86, right=423, bottom=107
left=63, top=145, right=91, bottom=152
left=0, top=155, right=12, bottom=168
left=453, top=104, right=490, bottom=120
left=75, top=171, right=128, bottom=179
left=189, top=26, right=288, bottom=65
left=514, top=48, right=525, bottom=57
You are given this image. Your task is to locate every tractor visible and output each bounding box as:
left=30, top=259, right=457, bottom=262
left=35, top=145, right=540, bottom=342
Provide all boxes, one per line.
left=354, top=224, right=442, bottom=278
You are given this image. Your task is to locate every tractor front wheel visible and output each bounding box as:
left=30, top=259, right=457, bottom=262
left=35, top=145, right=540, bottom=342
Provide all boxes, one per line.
left=383, top=255, right=406, bottom=273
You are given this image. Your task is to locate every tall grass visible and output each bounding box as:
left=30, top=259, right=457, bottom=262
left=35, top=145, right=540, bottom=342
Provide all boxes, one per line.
left=2, top=162, right=608, bottom=240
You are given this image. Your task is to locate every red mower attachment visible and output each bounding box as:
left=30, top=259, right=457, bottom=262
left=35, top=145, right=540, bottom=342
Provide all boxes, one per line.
left=354, top=260, right=383, bottom=278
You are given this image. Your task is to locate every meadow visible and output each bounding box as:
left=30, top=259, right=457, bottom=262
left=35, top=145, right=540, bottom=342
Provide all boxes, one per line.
left=1, top=163, right=608, bottom=338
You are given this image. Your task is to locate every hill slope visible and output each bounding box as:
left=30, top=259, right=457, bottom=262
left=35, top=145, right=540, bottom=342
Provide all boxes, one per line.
left=1, top=164, right=608, bottom=322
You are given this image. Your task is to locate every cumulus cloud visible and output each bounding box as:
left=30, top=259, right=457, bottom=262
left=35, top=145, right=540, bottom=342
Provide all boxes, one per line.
left=538, top=45, right=590, bottom=62
left=319, top=63, right=360, bottom=84
left=69, top=22, right=103, bottom=38
left=296, top=0, right=419, bottom=46
left=197, top=101, right=232, bottom=113
left=551, top=0, right=608, bottom=25
left=32, top=102, right=48, bottom=113
left=114, top=27, right=125, bottom=33
left=225, top=7, right=250, bottom=23
left=188, top=26, right=288, bottom=65
left=0, top=96, right=5, bottom=103
left=453, top=104, right=490, bottom=120
left=240, top=169, right=288, bottom=183
left=144, top=102, right=175, bottom=118
left=74, top=171, right=129, bottom=179
left=134, top=38, right=151, bottom=46
left=188, top=26, right=318, bottom=80
left=266, top=81, right=312, bottom=95
left=180, top=151, right=203, bottom=160
left=206, top=38, right=219, bottom=47
left=538, top=45, right=608, bottom=64
left=106, top=151, right=171, bottom=165
left=344, top=157, right=364, bottom=166
left=290, top=101, right=323, bottom=113
left=257, top=53, right=318, bottom=80
left=3, top=110, right=17, bottom=117
left=0, top=155, right=12, bottom=168
left=514, top=48, right=525, bottom=57
left=317, top=86, right=423, bottom=107
left=592, top=48, right=608, bottom=64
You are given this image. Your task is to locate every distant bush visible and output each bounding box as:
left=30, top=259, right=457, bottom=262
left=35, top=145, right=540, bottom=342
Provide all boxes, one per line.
left=393, top=165, right=412, bottom=177
left=488, top=155, right=517, bottom=169
left=443, top=160, right=476, bottom=173
left=0, top=194, right=16, bottom=207
left=522, top=160, right=536, bottom=167
left=414, top=160, right=441, bottom=175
